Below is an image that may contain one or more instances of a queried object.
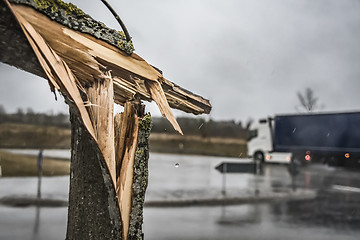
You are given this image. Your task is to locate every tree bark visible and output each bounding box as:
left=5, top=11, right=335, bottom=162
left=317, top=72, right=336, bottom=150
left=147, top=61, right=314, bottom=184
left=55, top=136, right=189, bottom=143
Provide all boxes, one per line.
left=66, top=100, right=151, bottom=240
left=0, top=0, right=44, bottom=78
left=128, top=113, right=151, bottom=240
left=66, top=105, right=122, bottom=240
left=114, top=101, right=151, bottom=240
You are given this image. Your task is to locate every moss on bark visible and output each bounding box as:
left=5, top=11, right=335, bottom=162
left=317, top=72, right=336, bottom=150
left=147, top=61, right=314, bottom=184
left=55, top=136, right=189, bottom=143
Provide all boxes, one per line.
left=128, top=114, right=152, bottom=240
left=9, top=0, right=134, bottom=54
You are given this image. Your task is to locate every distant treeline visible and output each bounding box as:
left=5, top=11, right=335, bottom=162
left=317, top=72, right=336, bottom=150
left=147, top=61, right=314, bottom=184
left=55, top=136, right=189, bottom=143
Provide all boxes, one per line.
left=0, top=105, right=249, bottom=139
left=0, top=106, right=70, bottom=128
left=152, top=117, right=248, bottom=139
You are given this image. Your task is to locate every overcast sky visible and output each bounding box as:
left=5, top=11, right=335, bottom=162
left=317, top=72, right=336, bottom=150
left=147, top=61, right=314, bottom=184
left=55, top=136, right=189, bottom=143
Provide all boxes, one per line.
left=1, top=0, right=360, bottom=123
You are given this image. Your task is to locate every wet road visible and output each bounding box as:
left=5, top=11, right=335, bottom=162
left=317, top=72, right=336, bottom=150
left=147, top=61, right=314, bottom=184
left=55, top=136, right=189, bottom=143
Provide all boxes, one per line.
left=144, top=205, right=359, bottom=240
left=286, top=165, right=360, bottom=232
left=144, top=164, right=360, bottom=240
left=1, top=152, right=360, bottom=239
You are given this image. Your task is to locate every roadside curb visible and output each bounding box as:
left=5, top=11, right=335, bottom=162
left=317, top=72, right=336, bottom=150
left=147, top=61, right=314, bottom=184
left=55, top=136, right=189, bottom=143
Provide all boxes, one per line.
left=0, top=196, right=68, bottom=207
left=144, top=189, right=316, bottom=207
left=0, top=190, right=316, bottom=208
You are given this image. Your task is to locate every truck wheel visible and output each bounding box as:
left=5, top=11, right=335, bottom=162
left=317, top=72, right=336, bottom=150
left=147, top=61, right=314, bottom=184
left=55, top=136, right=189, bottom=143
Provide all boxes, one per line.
left=254, top=152, right=264, bottom=162
left=328, top=157, right=338, bottom=167
left=292, top=156, right=304, bottom=167
left=292, top=155, right=308, bottom=166
left=288, top=160, right=300, bottom=176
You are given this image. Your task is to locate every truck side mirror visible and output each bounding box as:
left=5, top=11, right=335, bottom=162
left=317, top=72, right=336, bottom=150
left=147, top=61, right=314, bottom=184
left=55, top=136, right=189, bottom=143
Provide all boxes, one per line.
left=259, top=119, right=267, bottom=124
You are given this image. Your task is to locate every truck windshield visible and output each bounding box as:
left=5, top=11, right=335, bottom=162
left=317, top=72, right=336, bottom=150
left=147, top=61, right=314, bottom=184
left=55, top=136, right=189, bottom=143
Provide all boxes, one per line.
left=248, top=129, right=258, bottom=141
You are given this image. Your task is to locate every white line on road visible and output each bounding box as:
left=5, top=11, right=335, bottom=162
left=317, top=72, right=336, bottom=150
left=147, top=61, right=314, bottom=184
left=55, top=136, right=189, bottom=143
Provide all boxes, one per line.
left=332, top=185, right=360, bottom=193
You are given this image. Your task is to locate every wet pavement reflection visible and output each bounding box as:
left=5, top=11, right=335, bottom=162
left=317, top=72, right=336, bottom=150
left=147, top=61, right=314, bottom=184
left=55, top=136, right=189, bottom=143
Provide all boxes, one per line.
left=143, top=204, right=359, bottom=240
left=0, top=152, right=360, bottom=239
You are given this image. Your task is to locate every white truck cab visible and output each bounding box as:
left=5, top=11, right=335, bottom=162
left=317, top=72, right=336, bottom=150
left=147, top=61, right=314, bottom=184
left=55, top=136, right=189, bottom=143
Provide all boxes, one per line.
left=247, top=119, right=292, bottom=164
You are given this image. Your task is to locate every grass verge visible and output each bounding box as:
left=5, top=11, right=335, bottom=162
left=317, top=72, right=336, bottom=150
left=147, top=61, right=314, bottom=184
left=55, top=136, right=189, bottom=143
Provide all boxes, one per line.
left=0, top=123, right=70, bottom=149
left=0, top=150, right=70, bottom=177
left=149, top=133, right=247, bottom=158
left=0, top=123, right=248, bottom=158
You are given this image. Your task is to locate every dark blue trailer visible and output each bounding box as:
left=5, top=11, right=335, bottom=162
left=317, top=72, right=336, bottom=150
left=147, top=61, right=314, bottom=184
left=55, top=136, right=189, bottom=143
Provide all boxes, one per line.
left=273, top=112, right=360, bottom=166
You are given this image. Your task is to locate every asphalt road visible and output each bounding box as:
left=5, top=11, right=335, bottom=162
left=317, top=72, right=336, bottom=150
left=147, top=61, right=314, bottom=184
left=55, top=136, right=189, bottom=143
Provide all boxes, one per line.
left=143, top=163, right=360, bottom=240
left=287, top=164, right=360, bottom=232
left=1, top=154, right=360, bottom=240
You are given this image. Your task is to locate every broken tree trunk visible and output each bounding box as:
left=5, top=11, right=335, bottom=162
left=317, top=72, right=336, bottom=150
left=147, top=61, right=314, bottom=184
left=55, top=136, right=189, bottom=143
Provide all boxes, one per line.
left=114, top=101, right=151, bottom=240
left=1, top=1, right=211, bottom=239
left=67, top=98, right=151, bottom=240
left=66, top=104, right=122, bottom=240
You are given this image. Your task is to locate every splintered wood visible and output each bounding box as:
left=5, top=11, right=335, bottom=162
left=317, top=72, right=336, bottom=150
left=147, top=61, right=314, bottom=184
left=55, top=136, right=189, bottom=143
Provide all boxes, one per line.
left=87, top=73, right=116, bottom=184
left=114, top=102, right=141, bottom=240
left=147, top=80, right=183, bottom=135
left=8, top=4, right=211, bottom=120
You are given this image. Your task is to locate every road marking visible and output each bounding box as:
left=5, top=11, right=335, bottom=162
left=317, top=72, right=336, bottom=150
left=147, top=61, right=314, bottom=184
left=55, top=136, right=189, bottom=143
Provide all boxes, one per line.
left=332, top=185, right=360, bottom=193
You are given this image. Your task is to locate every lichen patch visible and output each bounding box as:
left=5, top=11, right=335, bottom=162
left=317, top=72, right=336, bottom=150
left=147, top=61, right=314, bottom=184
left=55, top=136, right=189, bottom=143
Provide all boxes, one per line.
left=10, top=0, right=134, bottom=54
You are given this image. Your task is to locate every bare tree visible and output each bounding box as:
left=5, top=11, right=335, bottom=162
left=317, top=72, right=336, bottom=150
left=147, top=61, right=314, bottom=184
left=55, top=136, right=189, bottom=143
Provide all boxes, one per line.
left=0, top=104, right=6, bottom=115
left=245, top=118, right=254, bottom=130
left=296, top=88, right=322, bottom=112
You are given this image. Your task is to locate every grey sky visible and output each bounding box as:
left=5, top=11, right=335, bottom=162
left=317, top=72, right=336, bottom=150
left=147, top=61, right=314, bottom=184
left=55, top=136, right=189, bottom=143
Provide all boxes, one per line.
left=1, top=0, right=360, bottom=123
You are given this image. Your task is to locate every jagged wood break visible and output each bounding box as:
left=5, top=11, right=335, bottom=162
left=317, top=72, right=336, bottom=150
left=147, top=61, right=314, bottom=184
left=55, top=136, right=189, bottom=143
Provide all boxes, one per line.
left=1, top=0, right=211, bottom=117
left=0, top=0, right=212, bottom=239
left=114, top=102, right=151, bottom=240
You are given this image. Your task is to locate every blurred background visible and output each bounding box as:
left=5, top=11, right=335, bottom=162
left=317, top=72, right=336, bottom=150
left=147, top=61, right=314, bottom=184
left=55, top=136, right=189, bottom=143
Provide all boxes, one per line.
left=1, top=0, right=360, bottom=239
